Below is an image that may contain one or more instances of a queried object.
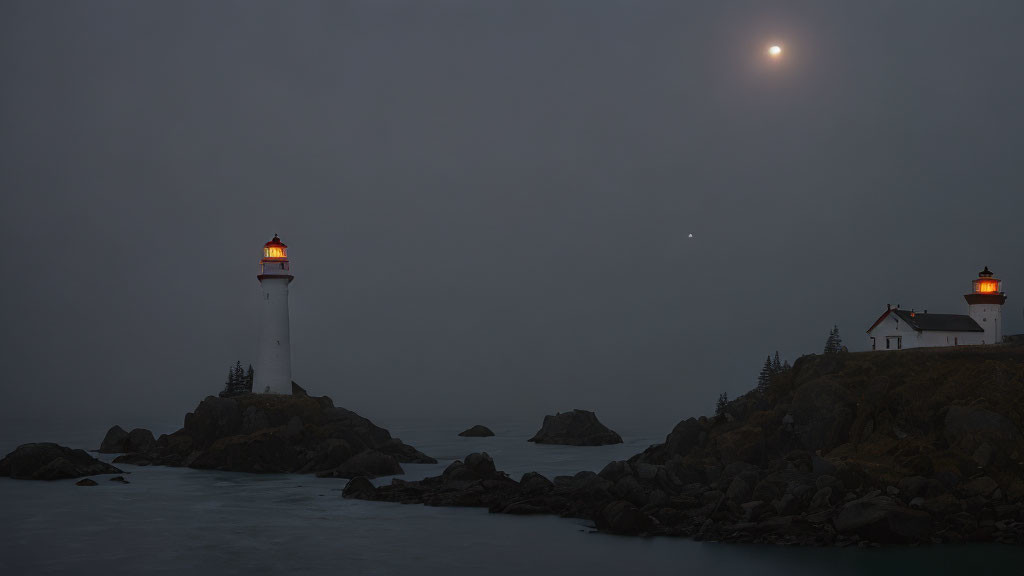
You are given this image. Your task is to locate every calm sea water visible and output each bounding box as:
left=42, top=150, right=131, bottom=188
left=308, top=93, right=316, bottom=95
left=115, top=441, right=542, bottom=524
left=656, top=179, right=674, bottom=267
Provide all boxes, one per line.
left=1, top=418, right=1022, bottom=575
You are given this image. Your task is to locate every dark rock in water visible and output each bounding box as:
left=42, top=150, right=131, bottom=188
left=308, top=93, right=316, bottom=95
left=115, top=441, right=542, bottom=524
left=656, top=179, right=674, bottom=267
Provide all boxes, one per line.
left=376, top=438, right=437, bottom=464
left=442, top=453, right=501, bottom=485
left=76, top=478, right=98, bottom=486
left=99, top=425, right=129, bottom=453
left=835, top=494, right=933, bottom=543
left=0, top=443, right=122, bottom=480
left=316, top=450, right=403, bottom=479
left=519, top=472, right=554, bottom=495
left=118, top=393, right=434, bottom=476
left=125, top=428, right=156, bottom=453
left=528, top=410, right=622, bottom=446
left=342, top=476, right=376, bottom=499
left=596, top=500, right=653, bottom=535
left=464, top=452, right=497, bottom=477
left=458, top=425, right=495, bottom=437
left=188, top=431, right=299, bottom=473
left=109, top=476, right=130, bottom=484
left=662, top=418, right=706, bottom=459
left=352, top=452, right=520, bottom=509
left=185, top=396, right=243, bottom=447
left=99, top=426, right=156, bottom=454
left=112, top=453, right=154, bottom=466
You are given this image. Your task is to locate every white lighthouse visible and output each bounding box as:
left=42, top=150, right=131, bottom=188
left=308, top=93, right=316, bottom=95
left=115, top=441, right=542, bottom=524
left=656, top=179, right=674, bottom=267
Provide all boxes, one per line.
left=254, top=234, right=294, bottom=394
left=965, top=266, right=1006, bottom=345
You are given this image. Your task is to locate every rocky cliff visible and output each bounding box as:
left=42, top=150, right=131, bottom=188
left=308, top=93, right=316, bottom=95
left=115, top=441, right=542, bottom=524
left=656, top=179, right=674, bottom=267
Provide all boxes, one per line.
left=348, top=343, right=1024, bottom=545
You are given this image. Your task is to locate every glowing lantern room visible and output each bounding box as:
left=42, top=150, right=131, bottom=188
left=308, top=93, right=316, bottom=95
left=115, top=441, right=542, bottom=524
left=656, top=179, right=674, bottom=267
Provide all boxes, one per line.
left=263, top=234, right=288, bottom=260
left=972, top=266, right=1001, bottom=294
left=258, top=234, right=293, bottom=279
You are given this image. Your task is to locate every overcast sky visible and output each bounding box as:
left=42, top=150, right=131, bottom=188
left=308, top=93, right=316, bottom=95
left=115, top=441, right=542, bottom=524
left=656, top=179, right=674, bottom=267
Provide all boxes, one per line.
left=1, top=1, right=1021, bottom=439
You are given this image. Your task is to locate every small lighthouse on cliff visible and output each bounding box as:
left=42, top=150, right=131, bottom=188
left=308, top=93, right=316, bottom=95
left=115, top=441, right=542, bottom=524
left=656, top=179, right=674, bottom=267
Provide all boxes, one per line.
left=254, top=234, right=294, bottom=394
left=965, top=266, right=1006, bottom=344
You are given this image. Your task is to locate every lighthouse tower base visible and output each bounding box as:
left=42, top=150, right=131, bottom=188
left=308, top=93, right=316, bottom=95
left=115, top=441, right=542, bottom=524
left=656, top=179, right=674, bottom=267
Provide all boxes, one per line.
left=254, top=276, right=293, bottom=394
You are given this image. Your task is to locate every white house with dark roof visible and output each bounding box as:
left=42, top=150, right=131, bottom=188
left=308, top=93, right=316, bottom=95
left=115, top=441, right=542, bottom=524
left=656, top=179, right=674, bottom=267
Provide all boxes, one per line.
left=867, top=267, right=1007, bottom=351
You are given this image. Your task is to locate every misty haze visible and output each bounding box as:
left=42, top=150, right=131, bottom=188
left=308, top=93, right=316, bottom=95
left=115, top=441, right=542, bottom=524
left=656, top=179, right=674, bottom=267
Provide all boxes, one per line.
left=2, top=1, right=1023, bottom=574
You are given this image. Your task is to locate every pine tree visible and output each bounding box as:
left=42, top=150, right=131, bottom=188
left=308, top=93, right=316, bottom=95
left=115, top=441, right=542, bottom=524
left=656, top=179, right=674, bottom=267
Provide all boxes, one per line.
left=715, top=392, right=729, bottom=416
left=232, top=361, right=245, bottom=393
left=224, top=368, right=235, bottom=393
left=824, top=326, right=838, bottom=354
left=823, top=325, right=843, bottom=354
left=245, top=365, right=255, bottom=393
left=757, top=355, right=773, bottom=391
left=772, top=351, right=782, bottom=375
left=783, top=360, right=791, bottom=371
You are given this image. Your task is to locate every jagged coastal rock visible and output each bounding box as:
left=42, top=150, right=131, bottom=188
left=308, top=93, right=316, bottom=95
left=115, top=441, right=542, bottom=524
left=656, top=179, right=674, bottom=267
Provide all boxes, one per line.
left=109, top=393, right=435, bottom=475
left=347, top=452, right=520, bottom=508
left=458, top=425, right=495, bottom=437
left=348, top=344, right=1024, bottom=545
left=528, top=409, right=622, bottom=446
left=98, top=425, right=128, bottom=452
left=0, top=443, right=123, bottom=480
left=99, top=425, right=156, bottom=454
left=315, top=450, right=403, bottom=479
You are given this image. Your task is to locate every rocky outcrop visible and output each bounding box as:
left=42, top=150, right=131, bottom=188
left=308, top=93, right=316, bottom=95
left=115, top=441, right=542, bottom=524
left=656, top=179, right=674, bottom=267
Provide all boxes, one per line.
left=346, top=452, right=524, bottom=509
left=834, top=493, right=932, bottom=543
left=1, top=443, right=123, bottom=480
left=458, top=425, right=495, bottom=437
left=99, top=426, right=157, bottom=454
left=316, top=450, right=403, bottom=479
left=528, top=410, right=622, bottom=446
left=347, top=344, right=1024, bottom=546
left=108, top=393, right=434, bottom=476
left=99, top=426, right=129, bottom=453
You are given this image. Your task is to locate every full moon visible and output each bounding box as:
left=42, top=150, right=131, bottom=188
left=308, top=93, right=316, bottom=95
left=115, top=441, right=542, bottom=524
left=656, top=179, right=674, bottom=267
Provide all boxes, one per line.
left=768, top=45, right=782, bottom=57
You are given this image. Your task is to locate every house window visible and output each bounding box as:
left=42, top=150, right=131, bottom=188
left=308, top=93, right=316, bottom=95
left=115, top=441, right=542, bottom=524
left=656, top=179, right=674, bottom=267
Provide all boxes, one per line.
left=897, top=336, right=902, bottom=350
left=871, top=337, right=876, bottom=350
left=954, top=337, right=958, bottom=346
left=886, top=338, right=890, bottom=349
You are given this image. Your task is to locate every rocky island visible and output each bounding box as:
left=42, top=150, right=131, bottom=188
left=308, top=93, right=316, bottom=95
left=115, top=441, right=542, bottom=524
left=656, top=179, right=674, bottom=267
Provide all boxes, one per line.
left=109, top=391, right=435, bottom=477
left=346, top=344, right=1024, bottom=545
left=458, top=425, right=495, bottom=437
left=0, top=443, right=123, bottom=480
left=528, top=409, right=622, bottom=446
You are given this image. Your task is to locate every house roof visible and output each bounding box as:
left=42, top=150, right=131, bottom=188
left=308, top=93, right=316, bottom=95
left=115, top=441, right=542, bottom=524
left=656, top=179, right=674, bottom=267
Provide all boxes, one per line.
left=891, top=309, right=983, bottom=332
left=867, top=308, right=984, bottom=333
